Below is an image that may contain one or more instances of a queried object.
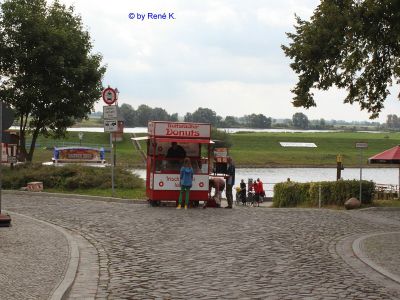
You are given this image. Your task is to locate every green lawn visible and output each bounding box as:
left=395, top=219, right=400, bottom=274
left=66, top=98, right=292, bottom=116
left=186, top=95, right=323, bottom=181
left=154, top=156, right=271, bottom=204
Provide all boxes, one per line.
left=230, top=131, right=400, bottom=167
left=29, top=130, right=400, bottom=167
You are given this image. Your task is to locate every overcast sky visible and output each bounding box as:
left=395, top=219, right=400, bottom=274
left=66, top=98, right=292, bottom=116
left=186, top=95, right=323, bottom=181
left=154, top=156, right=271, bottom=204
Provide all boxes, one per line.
left=57, top=0, right=399, bottom=122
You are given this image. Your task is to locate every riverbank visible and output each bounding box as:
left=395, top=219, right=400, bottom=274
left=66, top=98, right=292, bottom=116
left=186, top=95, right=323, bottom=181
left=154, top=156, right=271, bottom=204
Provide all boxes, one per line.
left=26, top=130, right=400, bottom=167
left=233, top=164, right=396, bottom=168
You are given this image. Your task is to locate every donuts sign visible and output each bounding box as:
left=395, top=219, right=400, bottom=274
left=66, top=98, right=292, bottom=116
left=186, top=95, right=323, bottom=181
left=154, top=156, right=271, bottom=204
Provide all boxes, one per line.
left=148, top=122, right=211, bottom=138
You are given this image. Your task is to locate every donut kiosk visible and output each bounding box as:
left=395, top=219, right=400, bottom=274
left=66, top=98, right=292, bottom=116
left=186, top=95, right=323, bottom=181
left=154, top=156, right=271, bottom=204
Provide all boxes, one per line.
left=135, top=121, right=214, bottom=206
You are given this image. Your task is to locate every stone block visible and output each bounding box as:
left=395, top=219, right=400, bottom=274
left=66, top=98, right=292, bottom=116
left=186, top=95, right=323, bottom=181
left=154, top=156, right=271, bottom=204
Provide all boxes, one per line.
left=344, top=197, right=360, bottom=210
left=27, top=181, right=43, bottom=192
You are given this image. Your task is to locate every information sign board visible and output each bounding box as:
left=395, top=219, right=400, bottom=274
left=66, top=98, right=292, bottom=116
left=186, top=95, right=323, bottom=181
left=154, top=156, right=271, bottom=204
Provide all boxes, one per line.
left=355, top=142, right=368, bottom=149
left=104, top=120, right=118, bottom=132
left=103, top=105, right=117, bottom=119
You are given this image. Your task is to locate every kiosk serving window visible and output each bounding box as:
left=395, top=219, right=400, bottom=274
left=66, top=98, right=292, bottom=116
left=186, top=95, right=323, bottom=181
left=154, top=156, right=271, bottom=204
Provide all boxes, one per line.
left=150, top=141, right=208, bottom=173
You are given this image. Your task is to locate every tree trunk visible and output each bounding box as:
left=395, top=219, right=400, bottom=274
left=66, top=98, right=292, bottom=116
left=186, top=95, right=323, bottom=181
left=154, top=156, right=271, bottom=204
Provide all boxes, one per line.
left=26, top=127, right=40, bottom=162
left=18, top=114, right=28, bottom=162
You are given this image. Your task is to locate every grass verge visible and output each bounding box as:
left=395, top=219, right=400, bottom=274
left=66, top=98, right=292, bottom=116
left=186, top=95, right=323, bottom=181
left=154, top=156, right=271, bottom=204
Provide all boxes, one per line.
left=369, top=199, right=400, bottom=207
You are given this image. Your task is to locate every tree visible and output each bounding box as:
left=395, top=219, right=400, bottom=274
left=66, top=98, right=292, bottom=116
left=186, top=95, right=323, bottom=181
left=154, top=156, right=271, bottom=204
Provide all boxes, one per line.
left=292, top=112, right=309, bottom=129
left=184, top=107, right=222, bottom=126
left=386, top=114, right=400, bottom=129
left=136, top=104, right=152, bottom=126
left=150, top=107, right=170, bottom=122
left=223, top=116, right=239, bottom=128
left=0, top=0, right=105, bottom=161
left=245, top=114, right=272, bottom=128
left=120, top=103, right=137, bottom=127
left=123, top=104, right=178, bottom=126
left=169, top=113, right=178, bottom=122
left=282, top=0, right=400, bottom=119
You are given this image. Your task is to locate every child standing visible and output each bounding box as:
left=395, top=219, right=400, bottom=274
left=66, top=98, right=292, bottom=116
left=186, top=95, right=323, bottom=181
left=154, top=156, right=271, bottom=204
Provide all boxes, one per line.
left=177, top=157, right=194, bottom=210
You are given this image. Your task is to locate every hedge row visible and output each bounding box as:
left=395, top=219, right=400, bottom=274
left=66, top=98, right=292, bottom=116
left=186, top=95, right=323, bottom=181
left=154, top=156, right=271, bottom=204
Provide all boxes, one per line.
left=273, top=180, right=375, bottom=207
left=2, top=164, right=144, bottom=190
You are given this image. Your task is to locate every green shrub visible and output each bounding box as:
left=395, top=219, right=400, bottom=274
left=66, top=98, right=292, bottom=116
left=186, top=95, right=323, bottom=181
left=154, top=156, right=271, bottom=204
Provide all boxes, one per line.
left=273, top=182, right=310, bottom=207
left=212, top=128, right=233, bottom=148
left=2, top=163, right=144, bottom=190
left=273, top=180, right=375, bottom=207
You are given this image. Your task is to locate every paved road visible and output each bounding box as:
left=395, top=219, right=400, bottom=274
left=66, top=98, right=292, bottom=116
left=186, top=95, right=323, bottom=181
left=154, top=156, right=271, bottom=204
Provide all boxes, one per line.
left=0, top=212, right=69, bottom=299
left=3, top=194, right=400, bottom=299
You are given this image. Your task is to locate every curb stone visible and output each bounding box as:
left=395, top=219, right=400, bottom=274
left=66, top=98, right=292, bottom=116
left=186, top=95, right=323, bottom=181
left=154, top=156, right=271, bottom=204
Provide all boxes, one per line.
left=3, top=189, right=147, bottom=205
left=353, top=232, right=400, bottom=285
left=335, top=233, right=400, bottom=298
left=359, top=207, right=400, bottom=212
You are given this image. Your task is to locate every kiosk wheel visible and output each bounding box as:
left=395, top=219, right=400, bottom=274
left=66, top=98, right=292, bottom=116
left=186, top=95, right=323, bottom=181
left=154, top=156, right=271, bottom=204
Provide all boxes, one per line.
left=149, top=200, right=160, bottom=207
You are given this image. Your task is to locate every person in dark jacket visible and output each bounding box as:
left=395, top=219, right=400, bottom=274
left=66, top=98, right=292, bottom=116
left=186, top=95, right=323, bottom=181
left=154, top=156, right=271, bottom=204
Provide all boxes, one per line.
left=240, top=179, right=247, bottom=205
left=225, top=156, right=235, bottom=208
left=166, top=142, right=186, bottom=170
left=166, top=142, right=186, bottom=158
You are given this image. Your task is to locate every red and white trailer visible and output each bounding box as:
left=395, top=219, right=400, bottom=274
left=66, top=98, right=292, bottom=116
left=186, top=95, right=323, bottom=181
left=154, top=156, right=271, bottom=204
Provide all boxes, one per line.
left=134, top=121, right=214, bottom=206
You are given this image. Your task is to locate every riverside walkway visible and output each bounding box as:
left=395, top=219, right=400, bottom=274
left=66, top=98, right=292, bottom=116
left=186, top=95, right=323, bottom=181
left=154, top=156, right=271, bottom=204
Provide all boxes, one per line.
left=1, top=192, right=400, bottom=299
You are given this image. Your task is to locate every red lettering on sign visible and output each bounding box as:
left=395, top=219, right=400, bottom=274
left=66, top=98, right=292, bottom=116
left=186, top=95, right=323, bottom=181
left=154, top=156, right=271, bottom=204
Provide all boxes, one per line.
left=159, top=181, right=164, bottom=187
left=199, top=182, right=204, bottom=188
left=165, top=129, right=200, bottom=137
left=167, top=176, right=179, bottom=181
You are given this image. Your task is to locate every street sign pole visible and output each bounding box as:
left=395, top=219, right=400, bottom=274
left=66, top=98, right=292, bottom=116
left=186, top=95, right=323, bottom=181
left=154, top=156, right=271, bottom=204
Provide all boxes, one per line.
left=110, top=133, right=115, bottom=197
left=0, top=100, right=2, bottom=214
left=102, top=87, right=119, bottom=197
left=355, top=142, right=368, bottom=205
left=359, top=148, right=363, bottom=204
left=114, top=131, right=117, bottom=167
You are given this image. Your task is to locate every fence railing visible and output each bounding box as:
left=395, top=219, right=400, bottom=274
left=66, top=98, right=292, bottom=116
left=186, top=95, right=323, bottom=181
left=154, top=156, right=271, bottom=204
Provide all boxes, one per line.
left=375, top=184, right=399, bottom=200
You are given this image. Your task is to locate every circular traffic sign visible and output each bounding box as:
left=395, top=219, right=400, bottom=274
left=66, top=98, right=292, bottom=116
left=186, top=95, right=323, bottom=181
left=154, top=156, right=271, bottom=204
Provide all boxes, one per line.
left=102, top=87, right=117, bottom=105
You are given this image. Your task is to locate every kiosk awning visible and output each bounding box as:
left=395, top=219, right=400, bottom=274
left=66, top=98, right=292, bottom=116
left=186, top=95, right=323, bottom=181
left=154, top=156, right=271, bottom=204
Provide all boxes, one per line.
left=131, top=136, right=150, bottom=141
left=131, top=136, right=214, bottom=144
left=156, top=138, right=214, bottom=144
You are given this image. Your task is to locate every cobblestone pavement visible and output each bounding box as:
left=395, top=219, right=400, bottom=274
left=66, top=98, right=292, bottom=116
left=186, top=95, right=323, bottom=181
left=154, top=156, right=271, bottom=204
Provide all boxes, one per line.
left=361, top=233, right=400, bottom=279
left=0, top=212, right=69, bottom=300
left=3, top=194, right=400, bottom=299
left=352, top=208, right=400, bottom=282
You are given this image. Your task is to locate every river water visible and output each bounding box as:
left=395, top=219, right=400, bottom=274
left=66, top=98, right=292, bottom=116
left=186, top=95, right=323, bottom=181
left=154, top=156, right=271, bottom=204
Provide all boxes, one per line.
left=63, top=127, right=385, bottom=134
left=131, top=167, right=399, bottom=197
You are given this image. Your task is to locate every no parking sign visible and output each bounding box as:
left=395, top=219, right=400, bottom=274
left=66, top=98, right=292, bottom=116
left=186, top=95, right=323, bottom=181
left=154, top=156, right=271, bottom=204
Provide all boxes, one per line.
left=102, top=87, right=117, bottom=105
